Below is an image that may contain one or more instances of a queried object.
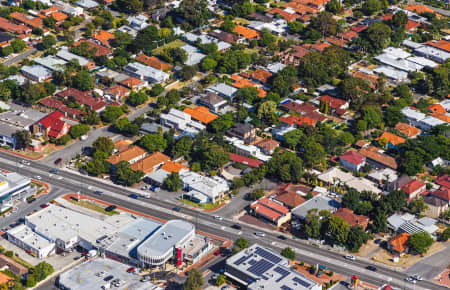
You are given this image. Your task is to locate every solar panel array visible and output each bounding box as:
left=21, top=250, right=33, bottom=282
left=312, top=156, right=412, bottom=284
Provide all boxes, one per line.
left=274, top=266, right=290, bottom=282
left=281, top=286, right=293, bottom=290
left=293, top=276, right=312, bottom=288
left=248, top=259, right=256, bottom=265
left=248, top=260, right=273, bottom=276
left=234, top=254, right=251, bottom=266
left=255, top=247, right=282, bottom=264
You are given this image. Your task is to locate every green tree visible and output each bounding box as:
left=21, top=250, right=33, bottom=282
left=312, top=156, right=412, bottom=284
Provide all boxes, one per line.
left=221, top=18, right=235, bottom=33
left=305, top=213, right=321, bottom=239
left=326, top=0, right=341, bottom=14
left=346, top=225, right=369, bottom=252
left=26, top=275, right=36, bottom=287
left=93, top=137, right=114, bottom=156
left=280, top=247, right=296, bottom=261
left=139, top=134, right=167, bottom=153
left=183, top=268, right=204, bottom=290
left=362, top=107, right=383, bottom=129
left=342, top=190, right=360, bottom=211
left=72, top=70, right=94, bottom=91
left=257, top=100, right=277, bottom=123
left=180, top=0, right=210, bottom=27
left=69, top=124, right=90, bottom=139
left=402, top=150, right=424, bottom=176
left=56, top=134, right=71, bottom=145
left=202, top=144, right=230, bottom=170
left=371, top=208, right=387, bottom=233
left=441, top=227, right=450, bottom=241
left=200, top=57, right=217, bottom=71
left=163, top=172, right=182, bottom=191
left=391, top=11, right=408, bottom=28
left=41, top=35, right=56, bottom=49
left=356, top=120, right=367, bottom=132
left=10, top=39, right=26, bottom=53
left=250, top=188, right=265, bottom=200
left=302, top=139, right=326, bottom=168
left=337, top=132, right=354, bottom=146
left=12, top=130, right=32, bottom=150
left=115, top=161, right=144, bottom=186
left=150, top=84, right=164, bottom=97
left=310, top=11, right=337, bottom=37
left=43, top=16, right=56, bottom=29
left=171, top=135, right=192, bottom=158
left=259, top=29, right=276, bottom=47
left=288, top=21, right=304, bottom=33
left=101, top=106, right=124, bottom=123
left=284, top=130, right=303, bottom=149
left=409, top=232, right=433, bottom=254
left=409, top=196, right=428, bottom=214
left=216, top=274, right=226, bottom=286
left=363, top=22, right=392, bottom=51
left=384, top=190, right=407, bottom=213
left=179, top=65, right=198, bottom=81
left=235, top=238, right=249, bottom=250
left=362, top=0, right=382, bottom=15
left=34, top=262, right=54, bottom=281
left=127, top=90, right=148, bottom=106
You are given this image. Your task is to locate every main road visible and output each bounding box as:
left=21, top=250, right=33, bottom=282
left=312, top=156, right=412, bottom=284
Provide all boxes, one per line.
left=0, top=152, right=446, bottom=290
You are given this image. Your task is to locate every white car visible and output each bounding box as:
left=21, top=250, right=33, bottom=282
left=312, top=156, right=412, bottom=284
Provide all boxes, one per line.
left=21, top=160, right=30, bottom=166
left=411, top=274, right=422, bottom=281
left=34, top=176, right=41, bottom=180
left=255, top=232, right=265, bottom=237
left=405, top=277, right=416, bottom=284
left=214, top=216, right=223, bottom=221
left=212, top=274, right=219, bottom=280
left=345, top=255, right=356, bottom=261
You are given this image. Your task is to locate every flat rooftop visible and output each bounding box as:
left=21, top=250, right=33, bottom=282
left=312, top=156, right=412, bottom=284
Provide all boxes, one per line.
left=7, top=224, right=53, bottom=251
left=26, top=204, right=118, bottom=244
left=137, top=220, right=194, bottom=259
left=58, top=258, right=162, bottom=290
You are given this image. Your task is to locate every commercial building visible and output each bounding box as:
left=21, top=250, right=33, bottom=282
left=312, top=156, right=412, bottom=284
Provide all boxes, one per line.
left=123, top=62, right=169, bottom=83
left=250, top=197, right=291, bottom=227
left=388, top=213, right=438, bottom=236
left=20, top=65, right=52, bottom=82
left=180, top=170, right=229, bottom=204
left=0, top=111, right=36, bottom=149
left=56, top=47, right=95, bottom=69
left=0, top=171, right=32, bottom=211
left=292, top=195, right=341, bottom=220
left=7, top=224, right=55, bottom=258
left=225, top=244, right=321, bottom=290
left=33, top=55, right=67, bottom=72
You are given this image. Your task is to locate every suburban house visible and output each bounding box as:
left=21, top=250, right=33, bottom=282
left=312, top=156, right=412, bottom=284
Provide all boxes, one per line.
left=123, top=62, right=170, bottom=83
left=227, top=123, right=256, bottom=143
left=104, top=85, right=131, bottom=102
left=180, top=170, right=229, bottom=204
left=20, top=65, right=52, bottom=82
left=375, top=132, right=405, bottom=150
left=394, top=122, right=421, bottom=138
left=197, top=93, right=227, bottom=113
left=339, top=151, right=366, bottom=172
left=423, top=190, right=449, bottom=218
left=0, top=32, right=14, bottom=47
left=387, top=176, right=413, bottom=192
left=32, top=111, right=70, bottom=139
left=359, top=146, right=398, bottom=170
left=206, top=83, right=238, bottom=100
left=183, top=106, right=218, bottom=125
left=229, top=153, right=263, bottom=168
left=317, top=95, right=349, bottom=116
left=135, top=54, right=172, bottom=71
left=387, top=233, right=410, bottom=256
left=129, top=152, right=170, bottom=175
left=160, top=108, right=205, bottom=136
left=106, top=145, right=148, bottom=166
left=333, top=208, right=369, bottom=230
left=250, top=197, right=291, bottom=228
left=435, top=175, right=450, bottom=190
left=388, top=213, right=438, bottom=235
left=400, top=179, right=426, bottom=201
left=233, top=25, right=260, bottom=41
left=271, top=189, right=307, bottom=209
left=253, top=138, right=280, bottom=155
left=291, top=195, right=341, bottom=220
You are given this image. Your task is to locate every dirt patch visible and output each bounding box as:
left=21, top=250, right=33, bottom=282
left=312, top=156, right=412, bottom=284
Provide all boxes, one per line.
left=238, top=214, right=275, bottom=230
left=434, top=269, right=450, bottom=287
left=294, top=262, right=346, bottom=286
left=371, top=242, right=446, bottom=268
left=356, top=239, right=383, bottom=258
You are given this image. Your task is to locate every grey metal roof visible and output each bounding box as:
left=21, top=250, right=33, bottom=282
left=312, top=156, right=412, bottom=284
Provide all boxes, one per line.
left=291, top=195, right=341, bottom=219
left=20, top=65, right=52, bottom=80
left=136, top=220, right=194, bottom=259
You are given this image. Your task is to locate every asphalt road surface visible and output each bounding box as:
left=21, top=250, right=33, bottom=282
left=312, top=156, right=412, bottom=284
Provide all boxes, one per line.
left=0, top=152, right=446, bottom=290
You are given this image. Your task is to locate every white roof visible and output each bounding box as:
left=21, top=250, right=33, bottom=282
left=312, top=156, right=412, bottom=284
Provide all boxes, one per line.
left=7, top=224, right=54, bottom=252
left=367, top=168, right=398, bottom=182
left=318, top=167, right=354, bottom=184
left=34, top=55, right=67, bottom=72
left=407, top=56, right=438, bottom=68
left=402, top=39, right=423, bottom=49
left=75, top=0, right=98, bottom=8
left=267, top=62, right=286, bottom=73
left=224, top=136, right=271, bottom=162
left=414, top=46, right=450, bottom=63
left=439, top=99, right=450, bottom=111
left=420, top=115, right=446, bottom=127
left=206, top=83, right=238, bottom=98
left=123, top=62, right=169, bottom=82
left=183, top=33, right=231, bottom=51
left=375, top=53, right=423, bottom=72
left=373, top=66, right=408, bottom=80
left=382, top=47, right=411, bottom=59
left=401, top=107, right=426, bottom=121
left=56, top=47, right=90, bottom=66
left=20, top=65, right=52, bottom=80
left=345, top=177, right=381, bottom=194
left=180, top=170, right=229, bottom=199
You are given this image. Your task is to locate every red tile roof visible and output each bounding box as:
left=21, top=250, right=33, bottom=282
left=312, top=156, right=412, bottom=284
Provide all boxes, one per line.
left=401, top=179, right=426, bottom=196
left=92, top=30, right=114, bottom=47
left=272, top=191, right=306, bottom=208
left=425, top=40, right=450, bottom=53
left=119, top=77, right=144, bottom=89
left=405, top=20, right=420, bottom=31
left=0, top=17, right=31, bottom=35
left=39, top=97, right=64, bottom=109
left=280, top=115, right=317, bottom=127
left=229, top=153, right=263, bottom=168
left=251, top=197, right=290, bottom=221
left=135, top=54, right=173, bottom=71
left=394, top=122, right=421, bottom=138
left=251, top=69, right=272, bottom=83
left=10, top=12, right=42, bottom=28
left=435, top=175, right=450, bottom=190
left=317, top=95, right=347, bottom=109
left=73, top=40, right=113, bottom=57
left=253, top=138, right=280, bottom=151
left=359, top=147, right=398, bottom=169
left=233, top=25, right=260, bottom=40
left=352, top=25, right=368, bottom=33
left=389, top=233, right=410, bottom=253
left=325, top=37, right=347, bottom=47
left=431, top=188, right=450, bottom=202
left=376, top=132, right=406, bottom=146
left=340, top=151, right=366, bottom=165
left=282, top=102, right=326, bottom=123
left=183, top=106, right=218, bottom=124
left=268, top=8, right=299, bottom=21
left=37, top=111, right=68, bottom=138
left=105, top=85, right=130, bottom=98
left=339, top=30, right=358, bottom=41
left=333, top=208, right=369, bottom=229
left=57, top=88, right=91, bottom=99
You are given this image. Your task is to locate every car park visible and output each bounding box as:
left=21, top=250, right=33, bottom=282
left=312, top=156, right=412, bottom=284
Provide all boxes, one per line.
left=345, top=255, right=356, bottom=261
left=255, top=232, right=265, bottom=237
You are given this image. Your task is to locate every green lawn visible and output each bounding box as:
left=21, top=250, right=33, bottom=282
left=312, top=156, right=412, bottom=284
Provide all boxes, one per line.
left=70, top=200, right=119, bottom=216
left=152, top=39, right=186, bottom=55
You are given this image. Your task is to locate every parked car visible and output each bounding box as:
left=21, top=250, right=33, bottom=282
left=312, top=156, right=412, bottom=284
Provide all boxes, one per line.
left=105, top=205, right=116, bottom=212
left=129, top=194, right=139, bottom=199
left=366, top=266, right=377, bottom=271
left=40, top=204, right=49, bottom=208
left=140, top=276, right=151, bottom=282
left=54, top=158, right=62, bottom=165
left=411, top=274, right=422, bottom=281
left=316, top=271, right=322, bottom=277
left=255, top=232, right=265, bottom=237
left=27, top=197, right=36, bottom=204
left=212, top=274, right=219, bottom=280
left=214, top=249, right=221, bottom=256
left=104, top=275, right=114, bottom=281
left=405, top=277, right=416, bottom=284
left=127, top=267, right=135, bottom=273
left=345, top=255, right=356, bottom=261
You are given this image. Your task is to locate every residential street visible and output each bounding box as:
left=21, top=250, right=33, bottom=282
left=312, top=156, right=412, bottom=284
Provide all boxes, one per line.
left=3, top=48, right=37, bottom=66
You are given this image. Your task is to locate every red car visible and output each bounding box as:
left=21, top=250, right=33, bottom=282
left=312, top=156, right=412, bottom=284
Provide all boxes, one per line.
left=54, top=158, right=62, bottom=165
left=127, top=267, right=135, bottom=273
left=214, top=249, right=221, bottom=256
left=40, top=204, right=48, bottom=208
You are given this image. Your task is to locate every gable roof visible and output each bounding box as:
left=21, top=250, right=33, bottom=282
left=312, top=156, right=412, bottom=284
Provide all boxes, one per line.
left=376, top=132, right=406, bottom=146
left=427, top=104, right=446, bottom=115
left=425, top=40, right=450, bottom=53
left=435, top=175, right=450, bottom=190
left=160, top=161, right=188, bottom=173
left=105, top=85, right=130, bottom=98
left=388, top=232, right=410, bottom=253
left=394, top=122, right=421, bottom=138
left=37, top=111, right=68, bottom=138
left=119, top=77, right=144, bottom=89
left=233, top=25, right=260, bottom=39
left=10, top=12, right=42, bottom=28
left=183, top=106, right=218, bottom=124
left=0, top=17, right=31, bottom=35
left=359, top=147, right=398, bottom=169
left=92, top=30, right=114, bottom=47
left=229, top=152, right=263, bottom=168
left=400, top=179, right=426, bottom=195
left=251, top=69, right=272, bottom=83
left=333, top=208, right=369, bottom=228
left=272, top=191, right=306, bottom=208
left=129, top=152, right=170, bottom=173
left=339, top=30, right=358, bottom=41
left=135, top=54, right=172, bottom=71
left=107, top=145, right=147, bottom=165
left=114, top=139, right=132, bottom=152
left=340, top=151, right=366, bottom=165
left=317, top=95, right=347, bottom=109
left=405, top=4, right=435, bottom=14
left=74, top=40, right=113, bottom=57
left=251, top=197, right=290, bottom=221
left=430, top=188, right=450, bottom=202
left=253, top=138, right=280, bottom=151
